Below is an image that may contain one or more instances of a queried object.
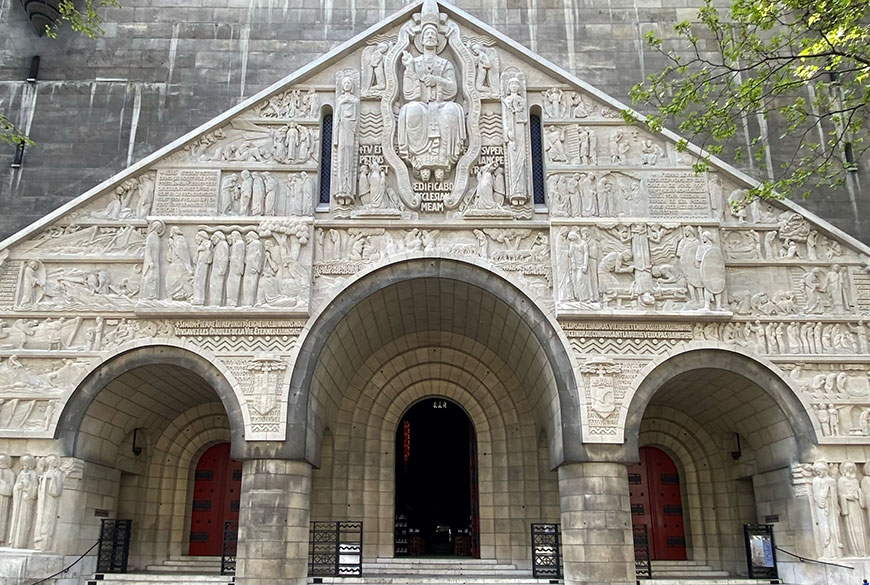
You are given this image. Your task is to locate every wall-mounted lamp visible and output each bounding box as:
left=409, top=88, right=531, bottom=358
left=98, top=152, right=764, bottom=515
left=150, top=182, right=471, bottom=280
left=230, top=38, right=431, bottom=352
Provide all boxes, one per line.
left=731, top=433, right=742, bottom=460
left=132, top=428, right=143, bottom=456
left=26, top=56, right=40, bottom=83
left=11, top=142, right=25, bottom=169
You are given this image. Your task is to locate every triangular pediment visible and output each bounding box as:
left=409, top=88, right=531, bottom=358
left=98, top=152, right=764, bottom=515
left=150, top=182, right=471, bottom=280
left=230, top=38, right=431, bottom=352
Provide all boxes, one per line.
left=1, top=0, right=869, bottom=443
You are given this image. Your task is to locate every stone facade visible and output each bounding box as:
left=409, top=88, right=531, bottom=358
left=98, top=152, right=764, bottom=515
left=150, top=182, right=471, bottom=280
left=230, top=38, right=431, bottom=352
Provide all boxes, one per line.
left=0, top=2, right=869, bottom=584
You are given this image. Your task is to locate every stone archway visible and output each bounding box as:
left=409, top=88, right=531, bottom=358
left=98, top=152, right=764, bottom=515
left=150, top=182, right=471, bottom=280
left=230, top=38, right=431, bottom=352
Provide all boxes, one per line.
left=52, top=345, right=245, bottom=570
left=289, top=257, right=582, bottom=467
left=298, top=258, right=575, bottom=566
left=623, top=348, right=819, bottom=577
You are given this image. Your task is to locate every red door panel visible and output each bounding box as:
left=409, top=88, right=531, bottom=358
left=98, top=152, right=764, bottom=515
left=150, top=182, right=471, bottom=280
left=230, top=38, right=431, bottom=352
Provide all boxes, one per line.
left=189, top=443, right=240, bottom=556
left=628, top=446, right=687, bottom=560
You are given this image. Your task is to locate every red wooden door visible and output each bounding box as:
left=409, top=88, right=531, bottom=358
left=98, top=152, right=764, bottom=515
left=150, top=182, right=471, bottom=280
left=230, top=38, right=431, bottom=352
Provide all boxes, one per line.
left=628, top=446, right=686, bottom=560
left=188, top=442, right=242, bottom=556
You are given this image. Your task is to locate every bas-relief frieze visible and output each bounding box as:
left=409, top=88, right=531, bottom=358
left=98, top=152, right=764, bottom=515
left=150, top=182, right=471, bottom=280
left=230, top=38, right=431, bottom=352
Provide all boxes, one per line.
left=793, top=461, right=870, bottom=559
left=0, top=454, right=82, bottom=551
left=0, top=0, right=869, bottom=448
left=310, top=225, right=552, bottom=311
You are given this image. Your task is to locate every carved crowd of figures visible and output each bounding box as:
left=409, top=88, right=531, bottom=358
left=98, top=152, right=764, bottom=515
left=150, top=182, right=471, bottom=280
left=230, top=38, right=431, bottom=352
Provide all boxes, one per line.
left=257, top=88, right=320, bottom=119
left=0, top=454, right=64, bottom=551
left=218, top=171, right=316, bottom=217
left=544, top=125, right=665, bottom=168
left=557, top=224, right=727, bottom=312
left=811, top=460, right=870, bottom=558
left=89, top=174, right=155, bottom=220
left=141, top=220, right=310, bottom=309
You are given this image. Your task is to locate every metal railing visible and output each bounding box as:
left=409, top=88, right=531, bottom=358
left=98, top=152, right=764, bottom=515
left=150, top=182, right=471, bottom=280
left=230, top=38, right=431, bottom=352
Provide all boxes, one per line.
left=96, top=518, right=132, bottom=573
left=530, top=523, right=562, bottom=579
left=633, top=524, right=652, bottom=579
left=221, top=520, right=239, bottom=575
left=308, top=521, right=363, bottom=577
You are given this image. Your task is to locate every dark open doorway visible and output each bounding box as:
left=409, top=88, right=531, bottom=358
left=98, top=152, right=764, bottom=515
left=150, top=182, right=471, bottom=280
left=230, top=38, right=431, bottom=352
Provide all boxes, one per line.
left=394, top=397, right=479, bottom=557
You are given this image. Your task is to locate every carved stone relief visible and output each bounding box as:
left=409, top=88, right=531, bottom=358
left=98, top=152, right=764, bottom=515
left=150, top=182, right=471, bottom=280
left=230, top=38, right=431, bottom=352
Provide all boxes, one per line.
left=226, top=354, right=288, bottom=436
left=794, top=460, right=870, bottom=558
left=312, top=226, right=551, bottom=309
left=555, top=224, right=728, bottom=314
left=136, top=220, right=311, bottom=312
left=0, top=454, right=77, bottom=550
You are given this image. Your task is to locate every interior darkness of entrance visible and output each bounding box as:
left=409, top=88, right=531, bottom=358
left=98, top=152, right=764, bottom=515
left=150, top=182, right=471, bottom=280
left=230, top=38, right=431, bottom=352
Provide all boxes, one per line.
left=394, top=397, right=479, bottom=557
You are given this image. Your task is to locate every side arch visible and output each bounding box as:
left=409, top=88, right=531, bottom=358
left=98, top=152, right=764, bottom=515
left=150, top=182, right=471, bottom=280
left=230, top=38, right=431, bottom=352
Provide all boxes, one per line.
left=622, top=345, right=819, bottom=462
left=56, top=343, right=247, bottom=459
left=287, top=256, right=583, bottom=467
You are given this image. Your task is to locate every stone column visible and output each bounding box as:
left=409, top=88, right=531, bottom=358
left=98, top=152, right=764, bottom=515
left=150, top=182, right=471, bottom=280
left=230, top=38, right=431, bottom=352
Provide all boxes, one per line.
left=558, top=462, right=634, bottom=585
left=236, top=459, right=312, bottom=585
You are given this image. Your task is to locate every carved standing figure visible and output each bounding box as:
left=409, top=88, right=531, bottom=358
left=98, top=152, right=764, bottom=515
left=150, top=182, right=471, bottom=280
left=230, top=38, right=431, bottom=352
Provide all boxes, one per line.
left=0, top=455, right=14, bottom=545
left=263, top=172, right=278, bottom=216
left=397, top=0, right=467, bottom=181
left=208, top=231, right=229, bottom=306
left=333, top=74, right=359, bottom=204
left=140, top=220, right=164, bottom=300
left=34, top=455, right=63, bottom=551
left=226, top=231, right=246, bottom=307
left=242, top=232, right=264, bottom=306
left=137, top=174, right=155, bottom=218
left=191, top=230, right=213, bottom=306
left=501, top=74, right=528, bottom=205
left=470, top=43, right=499, bottom=96
left=362, top=42, right=389, bottom=94
left=812, top=460, right=843, bottom=558
left=838, top=461, right=866, bottom=556
left=238, top=170, right=253, bottom=215
left=9, top=454, right=38, bottom=548
left=219, top=174, right=238, bottom=215
left=695, top=231, right=727, bottom=311
left=165, top=227, right=193, bottom=301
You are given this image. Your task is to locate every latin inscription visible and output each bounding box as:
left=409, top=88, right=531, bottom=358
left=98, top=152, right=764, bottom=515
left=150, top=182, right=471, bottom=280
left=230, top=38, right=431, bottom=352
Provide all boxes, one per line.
left=413, top=181, right=453, bottom=212
left=154, top=169, right=220, bottom=216
left=646, top=172, right=709, bottom=218
left=359, top=144, right=384, bottom=167
left=474, top=145, right=505, bottom=172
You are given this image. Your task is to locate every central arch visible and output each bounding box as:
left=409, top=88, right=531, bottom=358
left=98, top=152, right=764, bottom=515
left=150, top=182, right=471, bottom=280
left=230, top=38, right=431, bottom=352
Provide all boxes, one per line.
left=288, top=257, right=583, bottom=468
left=297, top=257, right=578, bottom=565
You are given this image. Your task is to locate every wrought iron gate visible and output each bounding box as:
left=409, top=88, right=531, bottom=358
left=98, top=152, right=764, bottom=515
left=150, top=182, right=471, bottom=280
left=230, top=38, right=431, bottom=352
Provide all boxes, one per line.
left=530, top=523, right=562, bottom=578
left=221, top=520, right=239, bottom=575
left=633, top=523, right=652, bottom=578
left=96, top=519, right=132, bottom=573
left=308, top=521, right=363, bottom=577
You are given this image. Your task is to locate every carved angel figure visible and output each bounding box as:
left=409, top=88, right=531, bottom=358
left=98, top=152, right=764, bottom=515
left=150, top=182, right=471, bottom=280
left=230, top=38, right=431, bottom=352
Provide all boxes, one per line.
left=470, top=43, right=500, bottom=97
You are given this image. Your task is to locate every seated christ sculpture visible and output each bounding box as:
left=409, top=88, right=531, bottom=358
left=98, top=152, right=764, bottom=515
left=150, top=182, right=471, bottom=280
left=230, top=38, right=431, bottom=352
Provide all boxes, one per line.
left=397, top=20, right=466, bottom=182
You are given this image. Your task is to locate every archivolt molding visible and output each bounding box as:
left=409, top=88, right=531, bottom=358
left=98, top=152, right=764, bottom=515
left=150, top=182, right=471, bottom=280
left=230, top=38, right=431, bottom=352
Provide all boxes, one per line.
left=620, top=343, right=819, bottom=455
left=55, top=341, right=248, bottom=457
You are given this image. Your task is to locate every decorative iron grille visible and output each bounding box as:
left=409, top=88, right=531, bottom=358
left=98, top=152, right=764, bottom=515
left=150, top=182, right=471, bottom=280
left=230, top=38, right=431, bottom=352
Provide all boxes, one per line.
left=633, top=523, right=652, bottom=578
left=221, top=520, right=239, bottom=575
left=96, top=519, right=132, bottom=573
left=309, top=521, right=363, bottom=577
left=530, top=522, right=562, bottom=578
left=319, top=113, right=333, bottom=204
left=529, top=113, right=546, bottom=206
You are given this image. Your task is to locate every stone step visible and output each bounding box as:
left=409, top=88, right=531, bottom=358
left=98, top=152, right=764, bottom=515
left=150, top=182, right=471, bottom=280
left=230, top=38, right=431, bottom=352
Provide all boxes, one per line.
left=145, top=564, right=223, bottom=573
left=372, top=558, right=502, bottom=564
left=91, top=573, right=233, bottom=584
left=364, top=569, right=530, bottom=576
left=167, top=556, right=223, bottom=562
left=310, top=579, right=557, bottom=585
left=650, top=561, right=713, bottom=566
left=641, top=580, right=776, bottom=585
left=651, top=572, right=732, bottom=578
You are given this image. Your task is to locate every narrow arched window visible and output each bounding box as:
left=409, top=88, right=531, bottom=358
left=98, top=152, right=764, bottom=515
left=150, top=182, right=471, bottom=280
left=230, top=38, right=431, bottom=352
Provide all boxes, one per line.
left=319, top=108, right=333, bottom=206
left=529, top=109, right=545, bottom=207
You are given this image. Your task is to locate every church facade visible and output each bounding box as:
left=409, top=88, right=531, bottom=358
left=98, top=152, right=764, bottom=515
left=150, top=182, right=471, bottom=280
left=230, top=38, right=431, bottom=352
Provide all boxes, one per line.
left=0, top=2, right=869, bottom=584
